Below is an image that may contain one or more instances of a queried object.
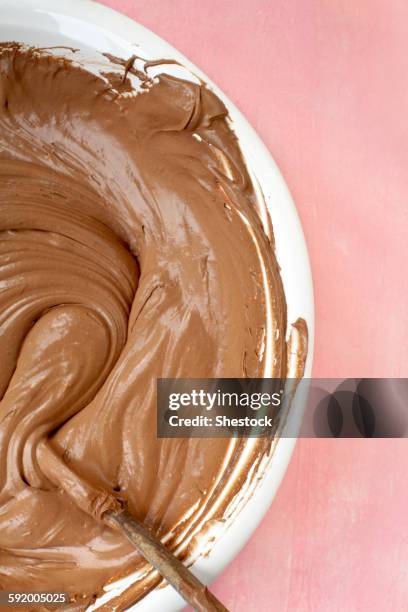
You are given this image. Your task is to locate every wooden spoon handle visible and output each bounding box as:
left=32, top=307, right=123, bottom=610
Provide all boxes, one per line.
left=105, top=510, right=229, bottom=612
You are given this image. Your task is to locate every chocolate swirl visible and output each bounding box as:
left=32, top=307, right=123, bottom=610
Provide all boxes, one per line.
left=0, top=44, right=307, bottom=609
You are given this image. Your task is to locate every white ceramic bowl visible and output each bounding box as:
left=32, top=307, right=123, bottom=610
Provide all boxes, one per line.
left=0, top=1, right=314, bottom=609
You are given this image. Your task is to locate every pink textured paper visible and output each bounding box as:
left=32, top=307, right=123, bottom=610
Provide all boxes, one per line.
left=98, top=2, right=408, bottom=610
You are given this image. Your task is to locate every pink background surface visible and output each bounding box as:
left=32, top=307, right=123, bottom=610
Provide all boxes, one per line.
left=98, top=1, right=408, bottom=610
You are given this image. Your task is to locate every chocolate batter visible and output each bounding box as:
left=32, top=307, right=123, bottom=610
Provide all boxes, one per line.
left=0, top=43, right=307, bottom=610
